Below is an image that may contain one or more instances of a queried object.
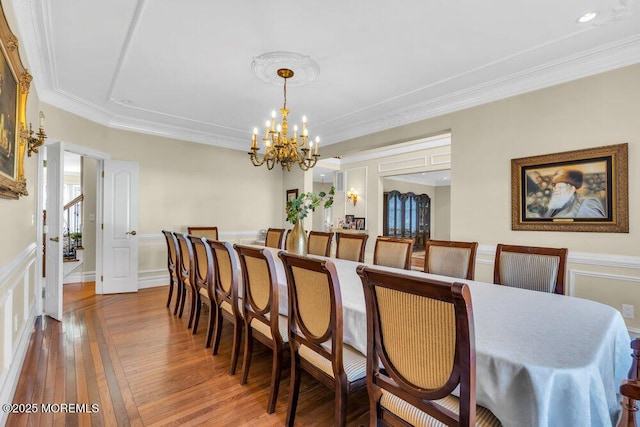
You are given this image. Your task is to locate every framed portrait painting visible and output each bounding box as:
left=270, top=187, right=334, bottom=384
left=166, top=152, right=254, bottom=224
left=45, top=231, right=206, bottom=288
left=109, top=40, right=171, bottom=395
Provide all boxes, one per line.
left=0, top=3, right=31, bottom=199
left=511, top=143, right=628, bottom=232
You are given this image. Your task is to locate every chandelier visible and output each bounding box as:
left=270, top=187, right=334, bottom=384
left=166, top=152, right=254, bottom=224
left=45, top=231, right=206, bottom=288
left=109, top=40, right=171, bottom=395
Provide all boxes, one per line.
left=249, top=68, right=320, bottom=171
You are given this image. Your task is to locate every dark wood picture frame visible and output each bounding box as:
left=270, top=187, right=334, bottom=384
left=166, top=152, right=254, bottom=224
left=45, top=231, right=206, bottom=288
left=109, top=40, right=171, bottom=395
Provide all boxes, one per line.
left=511, top=143, right=628, bottom=232
left=286, top=188, right=298, bottom=202
left=354, top=217, right=365, bottom=230
left=0, top=3, right=31, bottom=199
left=345, top=214, right=355, bottom=225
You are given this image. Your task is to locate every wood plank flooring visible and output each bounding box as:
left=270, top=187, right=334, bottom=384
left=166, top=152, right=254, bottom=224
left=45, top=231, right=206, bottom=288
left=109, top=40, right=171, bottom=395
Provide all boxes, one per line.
left=9, top=283, right=369, bottom=426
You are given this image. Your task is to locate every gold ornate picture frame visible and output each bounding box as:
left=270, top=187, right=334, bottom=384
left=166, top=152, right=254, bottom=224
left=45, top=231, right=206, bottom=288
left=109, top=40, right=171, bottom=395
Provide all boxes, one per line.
left=0, top=3, right=31, bottom=199
left=511, top=143, right=628, bottom=233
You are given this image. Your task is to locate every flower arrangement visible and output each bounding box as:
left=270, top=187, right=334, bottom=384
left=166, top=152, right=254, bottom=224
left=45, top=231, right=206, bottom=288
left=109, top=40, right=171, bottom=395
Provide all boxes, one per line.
left=286, top=186, right=335, bottom=224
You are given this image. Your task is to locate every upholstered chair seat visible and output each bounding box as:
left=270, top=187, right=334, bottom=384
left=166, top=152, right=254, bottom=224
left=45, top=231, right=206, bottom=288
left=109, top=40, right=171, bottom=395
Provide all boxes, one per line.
left=380, top=391, right=501, bottom=427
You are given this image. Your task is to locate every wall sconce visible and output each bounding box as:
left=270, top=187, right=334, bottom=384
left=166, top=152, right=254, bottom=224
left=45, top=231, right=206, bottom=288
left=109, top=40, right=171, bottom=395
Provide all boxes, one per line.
left=347, top=188, right=359, bottom=206
left=26, top=111, right=47, bottom=157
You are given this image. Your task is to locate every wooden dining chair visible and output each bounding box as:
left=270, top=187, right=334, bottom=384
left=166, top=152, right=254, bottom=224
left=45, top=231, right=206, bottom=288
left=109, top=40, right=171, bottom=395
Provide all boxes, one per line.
left=357, top=265, right=501, bottom=427
left=373, top=236, right=414, bottom=270
left=208, top=239, right=243, bottom=374
left=335, top=233, right=368, bottom=262
left=617, top=339, right=640, bottom=427
left=307, top=231, right=333, bottom=257
left=284, top=229, right=292, bottom=251
left=234, top=244, right=289, bottom=413
left=494, top=244, right=568, bottom=294
left=188, top=235, right=215, bottom=344
left=161, top=230, right=181, bottom=314
left=630, top=339, right=640, bottom=380
left=424, top=239, right=479, bottom=280
left=265, top=228, right=285, bottom=249
left=187, top=226, right=219, bottom=240
left=279, top=252, right=367, bottom=427
left=175, top=233, right=197, bottom=328
left=617, top=379, right=640, bottom=427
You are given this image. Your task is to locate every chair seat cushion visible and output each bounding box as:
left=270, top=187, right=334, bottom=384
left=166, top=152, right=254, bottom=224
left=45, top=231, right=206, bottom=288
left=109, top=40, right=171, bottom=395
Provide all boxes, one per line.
left=298, top=343, right=366, bottom=382
left=380, top=390, right=501, bottom=427
left=250, top=314, right=289, bottom=343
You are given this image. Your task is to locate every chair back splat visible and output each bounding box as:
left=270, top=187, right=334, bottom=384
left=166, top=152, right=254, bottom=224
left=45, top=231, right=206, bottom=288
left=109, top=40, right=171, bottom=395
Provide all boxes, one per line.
left=335, top=233, right=369, bottom=263
left=187, top=226, right=219, bottom=240
left=357, top=265, right=500, bottom=426
left=373, top=236, right=414, bottom=270
left=308, top=231, right=333, bottom=257
left=265, top=228, right=285, bottom=249
left=494, top=244, right=568, bottom=295
left=424, top=239, right=478, bottom=280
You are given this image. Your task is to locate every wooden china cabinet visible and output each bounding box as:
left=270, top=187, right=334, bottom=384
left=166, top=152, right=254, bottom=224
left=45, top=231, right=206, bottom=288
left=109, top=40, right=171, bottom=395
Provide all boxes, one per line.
left=382, top=190, right=430, bottom=250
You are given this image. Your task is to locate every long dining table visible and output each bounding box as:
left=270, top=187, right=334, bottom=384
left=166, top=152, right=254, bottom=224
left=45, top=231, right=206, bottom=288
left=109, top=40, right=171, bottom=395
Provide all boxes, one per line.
left=249, top=245, right=632, bottom=427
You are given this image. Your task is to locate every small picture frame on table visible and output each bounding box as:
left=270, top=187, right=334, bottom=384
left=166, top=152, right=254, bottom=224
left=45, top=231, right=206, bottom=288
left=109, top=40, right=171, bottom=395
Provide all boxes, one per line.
left=286, top=189, right=298, bottom=202
left=354, top=217, right=365, bottom=230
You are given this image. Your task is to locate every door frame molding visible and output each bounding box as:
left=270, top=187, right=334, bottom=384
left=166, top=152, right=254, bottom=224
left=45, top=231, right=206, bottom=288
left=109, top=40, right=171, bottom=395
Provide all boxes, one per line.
left=37, top=140, right=111, bottom=310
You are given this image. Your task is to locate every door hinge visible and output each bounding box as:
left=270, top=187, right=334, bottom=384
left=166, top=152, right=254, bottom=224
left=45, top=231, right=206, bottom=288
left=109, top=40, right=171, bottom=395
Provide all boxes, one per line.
left=102, top=171, right=105, bottom=178
left=42, top=288, right=46, bottom=298
left=101, top=223, right=104, bottom=230
left=43, top=159, right=47, bottom=167
left=101, top=275, right=104, bottom=282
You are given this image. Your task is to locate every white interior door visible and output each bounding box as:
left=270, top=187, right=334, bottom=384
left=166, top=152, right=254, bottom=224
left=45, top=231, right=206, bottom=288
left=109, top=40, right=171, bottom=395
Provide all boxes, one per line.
left=102, top=160, right=139, bottom=294
left=44, top=142, right=64, bottom=320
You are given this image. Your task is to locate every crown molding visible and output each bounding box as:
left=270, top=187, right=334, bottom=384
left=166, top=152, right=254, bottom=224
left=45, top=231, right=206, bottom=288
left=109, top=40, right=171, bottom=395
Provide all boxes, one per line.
left=320, top=35, right=640, bottom=145
left=14, top=0, right=640, bottom=152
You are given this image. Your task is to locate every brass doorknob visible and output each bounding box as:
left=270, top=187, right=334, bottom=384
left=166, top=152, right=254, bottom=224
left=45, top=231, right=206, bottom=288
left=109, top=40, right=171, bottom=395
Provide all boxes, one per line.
left=126, top=230, right=137, bottom=236
left=49, top=237, right=59, bottom=242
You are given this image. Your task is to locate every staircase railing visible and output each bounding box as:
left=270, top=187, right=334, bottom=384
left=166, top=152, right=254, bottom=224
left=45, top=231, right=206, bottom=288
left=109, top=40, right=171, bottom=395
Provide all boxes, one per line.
left=63, top=194, right=83, bottom=260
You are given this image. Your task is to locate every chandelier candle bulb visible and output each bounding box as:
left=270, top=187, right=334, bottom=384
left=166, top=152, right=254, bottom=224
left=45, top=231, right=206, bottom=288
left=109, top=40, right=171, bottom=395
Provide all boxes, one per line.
left=294, top=125, right=298, bottom=139
left=271, top=110, right=276, bottom=131
left=252, top=127, right=258, bottom=148
left=315, top=136, right=319, bottom=154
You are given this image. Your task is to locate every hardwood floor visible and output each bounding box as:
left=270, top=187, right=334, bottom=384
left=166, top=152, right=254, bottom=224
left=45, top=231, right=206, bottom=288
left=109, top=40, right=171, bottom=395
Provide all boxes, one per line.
left=9, top=283, right=369, bottom=426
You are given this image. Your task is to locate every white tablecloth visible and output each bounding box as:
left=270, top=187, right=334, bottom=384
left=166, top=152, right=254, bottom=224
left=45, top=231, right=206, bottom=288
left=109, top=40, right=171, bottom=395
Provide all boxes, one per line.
left=254, top=247, right=631, bottom=426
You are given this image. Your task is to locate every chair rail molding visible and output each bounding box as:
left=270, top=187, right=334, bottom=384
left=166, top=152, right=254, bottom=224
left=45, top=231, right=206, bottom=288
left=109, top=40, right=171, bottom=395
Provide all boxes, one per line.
left=0, top=243, right=38, bottom=426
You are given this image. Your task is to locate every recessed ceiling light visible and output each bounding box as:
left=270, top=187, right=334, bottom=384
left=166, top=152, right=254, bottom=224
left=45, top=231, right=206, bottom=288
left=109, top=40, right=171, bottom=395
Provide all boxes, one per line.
left=577, top=11, right=597, bottom=23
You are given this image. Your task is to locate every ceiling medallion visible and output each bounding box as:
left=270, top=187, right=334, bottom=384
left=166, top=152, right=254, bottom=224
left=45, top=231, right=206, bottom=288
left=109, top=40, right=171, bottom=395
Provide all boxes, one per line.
left=251, top=51, right=320, bottom=87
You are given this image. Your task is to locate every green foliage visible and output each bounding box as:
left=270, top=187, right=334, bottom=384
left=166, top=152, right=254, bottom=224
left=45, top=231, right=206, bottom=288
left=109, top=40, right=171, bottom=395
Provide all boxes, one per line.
left=286, top=186, right=335, bottom=224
